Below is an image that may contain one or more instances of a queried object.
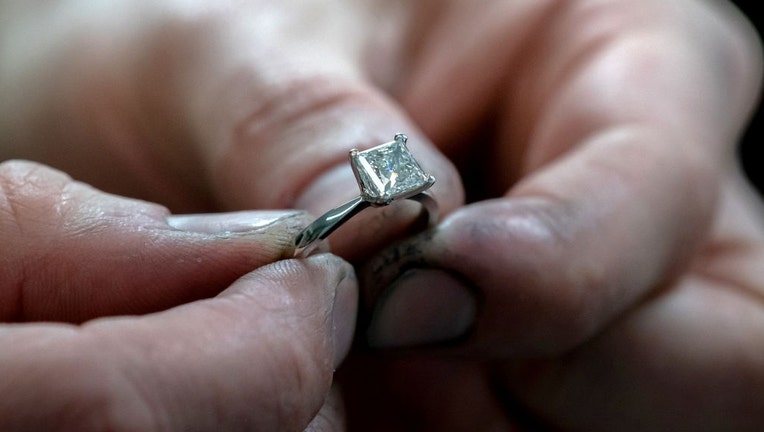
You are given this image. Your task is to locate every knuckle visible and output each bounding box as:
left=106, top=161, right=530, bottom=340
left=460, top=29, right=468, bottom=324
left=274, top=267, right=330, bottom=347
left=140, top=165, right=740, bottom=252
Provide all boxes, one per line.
left=209, top=266, right=337, bottom=429
left=0, top=160, right=70, bottom=233
left=211, top=74, right=379, bottom=208
left=229, top=75, right=373, bottom=146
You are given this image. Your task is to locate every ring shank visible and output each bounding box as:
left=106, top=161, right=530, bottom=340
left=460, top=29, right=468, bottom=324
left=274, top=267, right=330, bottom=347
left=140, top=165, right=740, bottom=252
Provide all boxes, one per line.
left=294, top=191, right=438, bottom=252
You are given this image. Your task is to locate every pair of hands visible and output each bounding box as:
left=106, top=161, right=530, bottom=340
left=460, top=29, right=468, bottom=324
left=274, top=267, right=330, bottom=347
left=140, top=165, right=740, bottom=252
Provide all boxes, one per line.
left=2, top=0, right=764, bottom=430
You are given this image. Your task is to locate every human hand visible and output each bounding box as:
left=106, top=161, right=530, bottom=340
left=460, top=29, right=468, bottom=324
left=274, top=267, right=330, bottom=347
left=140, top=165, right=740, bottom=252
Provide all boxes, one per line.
left=0, top=0, right=464, bottom=262
left=344, top=1, right=764, bottom=431
left=3, top=0, right=764, bottom=430
left=1, top=2, right=446, bottom=429
left=0, top=160, right=357, bottom=431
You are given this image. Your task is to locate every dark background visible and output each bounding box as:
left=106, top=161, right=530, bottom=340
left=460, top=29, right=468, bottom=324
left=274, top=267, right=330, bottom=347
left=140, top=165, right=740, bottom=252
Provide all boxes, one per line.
left=733, top=1, right=763, bottom=196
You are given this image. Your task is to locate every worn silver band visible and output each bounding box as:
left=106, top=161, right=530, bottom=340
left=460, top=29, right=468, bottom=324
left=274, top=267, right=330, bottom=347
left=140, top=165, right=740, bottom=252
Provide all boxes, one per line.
left=294, top=191, right=438, bottom=254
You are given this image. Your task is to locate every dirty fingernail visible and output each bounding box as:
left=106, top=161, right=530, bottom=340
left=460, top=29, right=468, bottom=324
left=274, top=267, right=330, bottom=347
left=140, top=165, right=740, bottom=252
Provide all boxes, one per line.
left=332, top=268, right=358, bottom=367
left=366, top=268, right=477, bottom=348
left=167, top=210, right=308, bottom=235
left=294, top=164, right=358, bottom=216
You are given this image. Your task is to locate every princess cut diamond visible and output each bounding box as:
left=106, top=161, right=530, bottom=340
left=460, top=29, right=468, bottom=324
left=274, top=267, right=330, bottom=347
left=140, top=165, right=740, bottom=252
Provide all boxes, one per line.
left=350, top=134, right=434, bottom=204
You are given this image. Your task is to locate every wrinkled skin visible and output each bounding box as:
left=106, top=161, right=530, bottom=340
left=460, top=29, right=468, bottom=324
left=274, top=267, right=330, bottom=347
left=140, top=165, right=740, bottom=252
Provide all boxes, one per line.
left=1, top=0, right=763, bottom=430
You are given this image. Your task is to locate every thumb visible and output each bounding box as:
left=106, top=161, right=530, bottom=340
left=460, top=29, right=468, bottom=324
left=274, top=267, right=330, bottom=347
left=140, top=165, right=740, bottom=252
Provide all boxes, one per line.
left=0, top=160, right=308, bottom=322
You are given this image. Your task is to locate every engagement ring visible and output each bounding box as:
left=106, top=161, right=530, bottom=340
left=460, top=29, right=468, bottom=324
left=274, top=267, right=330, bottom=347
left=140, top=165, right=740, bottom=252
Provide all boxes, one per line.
left=295, top=133, right=437, bottom=254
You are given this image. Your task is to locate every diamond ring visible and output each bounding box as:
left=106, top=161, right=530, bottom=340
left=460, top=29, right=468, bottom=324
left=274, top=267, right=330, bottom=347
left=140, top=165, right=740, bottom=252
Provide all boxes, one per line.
left=295, top=133, right=438, bottom=254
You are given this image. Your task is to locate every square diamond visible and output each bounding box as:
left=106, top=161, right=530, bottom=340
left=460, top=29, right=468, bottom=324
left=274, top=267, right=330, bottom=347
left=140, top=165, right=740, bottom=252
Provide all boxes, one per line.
left=350, top=134, right=433, bottom=204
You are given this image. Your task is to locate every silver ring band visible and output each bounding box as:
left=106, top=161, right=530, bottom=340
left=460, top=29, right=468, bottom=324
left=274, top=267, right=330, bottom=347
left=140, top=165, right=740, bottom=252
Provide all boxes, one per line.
left=294, top=191, right=438, bottom=249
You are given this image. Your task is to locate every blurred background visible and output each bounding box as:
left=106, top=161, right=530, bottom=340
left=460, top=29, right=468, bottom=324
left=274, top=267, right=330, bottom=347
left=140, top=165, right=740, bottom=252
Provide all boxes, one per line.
left=732, top=1, right=763, bottom=196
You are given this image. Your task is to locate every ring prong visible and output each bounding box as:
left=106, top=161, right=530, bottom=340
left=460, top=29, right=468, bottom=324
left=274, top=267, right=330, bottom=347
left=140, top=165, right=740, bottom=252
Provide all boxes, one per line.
left=394, top=133, right=408, bottom=144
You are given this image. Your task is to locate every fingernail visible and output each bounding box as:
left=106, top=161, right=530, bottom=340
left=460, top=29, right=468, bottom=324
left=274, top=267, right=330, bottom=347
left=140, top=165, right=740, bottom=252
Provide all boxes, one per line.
left=294, top=164, right=358, bottom=216
left=332, top=268, right=358, bottom=368
left=166, top=210, right=308, bottom=235
left=366, top=269, right=477, bottom=349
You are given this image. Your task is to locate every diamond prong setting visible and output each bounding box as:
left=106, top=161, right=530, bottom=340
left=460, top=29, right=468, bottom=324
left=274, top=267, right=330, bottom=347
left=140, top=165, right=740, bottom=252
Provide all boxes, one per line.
left=349, top=134, right=435, bottom=206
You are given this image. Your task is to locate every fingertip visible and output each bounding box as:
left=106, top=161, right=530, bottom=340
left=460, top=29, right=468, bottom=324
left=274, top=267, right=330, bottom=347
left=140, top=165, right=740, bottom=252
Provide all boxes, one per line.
left=365, top=268, right=477, bottom=349
left=223, top=253, right=358, bottom=368
left=331, top=264, right=358, bottom=367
